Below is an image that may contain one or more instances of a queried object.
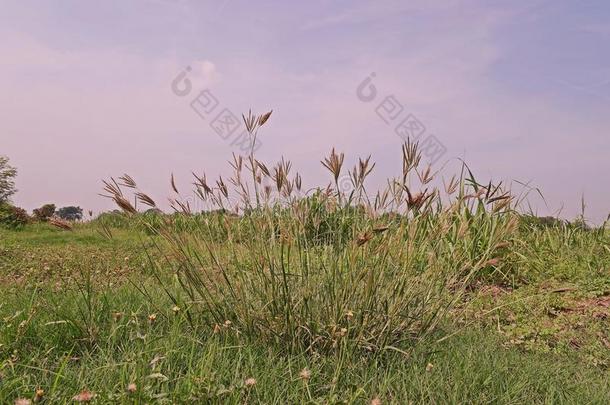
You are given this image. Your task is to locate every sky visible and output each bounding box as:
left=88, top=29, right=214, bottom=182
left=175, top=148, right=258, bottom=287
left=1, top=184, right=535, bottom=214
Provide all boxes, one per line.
left=0, top=0, right=608, bottom=223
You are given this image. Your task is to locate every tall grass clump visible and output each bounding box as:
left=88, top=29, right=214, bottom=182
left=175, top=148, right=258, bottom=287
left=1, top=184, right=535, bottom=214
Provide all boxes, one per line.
left=102, top=110, right=519, bottom=354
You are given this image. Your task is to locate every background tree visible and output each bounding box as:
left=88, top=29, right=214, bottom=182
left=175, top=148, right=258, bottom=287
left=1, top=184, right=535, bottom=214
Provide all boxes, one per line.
left=0, top=156, right=17, bottom=203
left=56, top=206, right=83, bottom=221
left=33, top=203, right=56, bottom=221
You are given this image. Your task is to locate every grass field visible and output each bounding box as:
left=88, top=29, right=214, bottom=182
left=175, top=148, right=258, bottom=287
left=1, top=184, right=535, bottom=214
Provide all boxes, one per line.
left=1, top=222, right=609, bottom=404
left=1, top=142, right=609, bottom=403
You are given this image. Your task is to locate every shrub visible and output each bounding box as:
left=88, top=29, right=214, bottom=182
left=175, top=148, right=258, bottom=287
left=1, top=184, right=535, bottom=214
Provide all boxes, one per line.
left=32, top=203, right=56, bottom=221
left=0, top=203, right=30, bottom=229
left=94, top=210, right=132, bottom=228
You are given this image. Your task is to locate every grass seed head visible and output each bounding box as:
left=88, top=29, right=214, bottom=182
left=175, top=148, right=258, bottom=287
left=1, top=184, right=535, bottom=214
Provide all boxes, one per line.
left=34, top=388, right=44, bottom=401
left=73, top=390, right=95, bottom=402
left=258, top=110, right=273, bottom=126
left=299, top=368, right=311, bottom=380
left=322, top=148, right=345, bottom=182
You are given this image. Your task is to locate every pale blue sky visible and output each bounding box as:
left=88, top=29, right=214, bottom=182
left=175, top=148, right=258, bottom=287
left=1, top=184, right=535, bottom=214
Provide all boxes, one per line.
left=1, top=0, right=608, bottom=222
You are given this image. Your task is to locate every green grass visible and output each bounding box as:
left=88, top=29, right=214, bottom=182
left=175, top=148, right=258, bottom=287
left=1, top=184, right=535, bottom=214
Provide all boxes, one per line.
left=1, top=221, right=609, bottom=404
left=0, top=282, right=608, bottom=404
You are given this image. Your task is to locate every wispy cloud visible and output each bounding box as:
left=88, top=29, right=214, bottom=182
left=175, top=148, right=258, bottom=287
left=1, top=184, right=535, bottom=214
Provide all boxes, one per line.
left=300, top=0, right=464, bottom=30
left=1, top=0, right=608, bottom=223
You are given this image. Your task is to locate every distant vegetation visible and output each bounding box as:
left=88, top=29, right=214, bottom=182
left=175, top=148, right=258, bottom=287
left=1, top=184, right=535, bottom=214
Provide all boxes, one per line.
left=32, top=203, right=55, bottom=221
left=56, top=206, right=83, bottom=221
left=0, top=155, right=17, bottom=204
left=0, top=202, right=29, bottom=229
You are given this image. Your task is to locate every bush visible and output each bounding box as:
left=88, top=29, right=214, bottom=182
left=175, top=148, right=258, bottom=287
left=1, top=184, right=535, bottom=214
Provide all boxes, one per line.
left=94, top=210, right=132, bottom=228
left=0, top=203, right=30, bottom=229
left=32, top=203, right=56, bottom=221
left=520, top=215, right=593, bottom=232
left=520, top=215, right=565, bottom=229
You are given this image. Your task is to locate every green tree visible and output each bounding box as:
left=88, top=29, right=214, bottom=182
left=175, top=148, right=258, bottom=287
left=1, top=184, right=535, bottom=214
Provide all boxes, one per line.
left=0, top=156, right=17, bottom=203
left=57, top=206, right=83, bottom=221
